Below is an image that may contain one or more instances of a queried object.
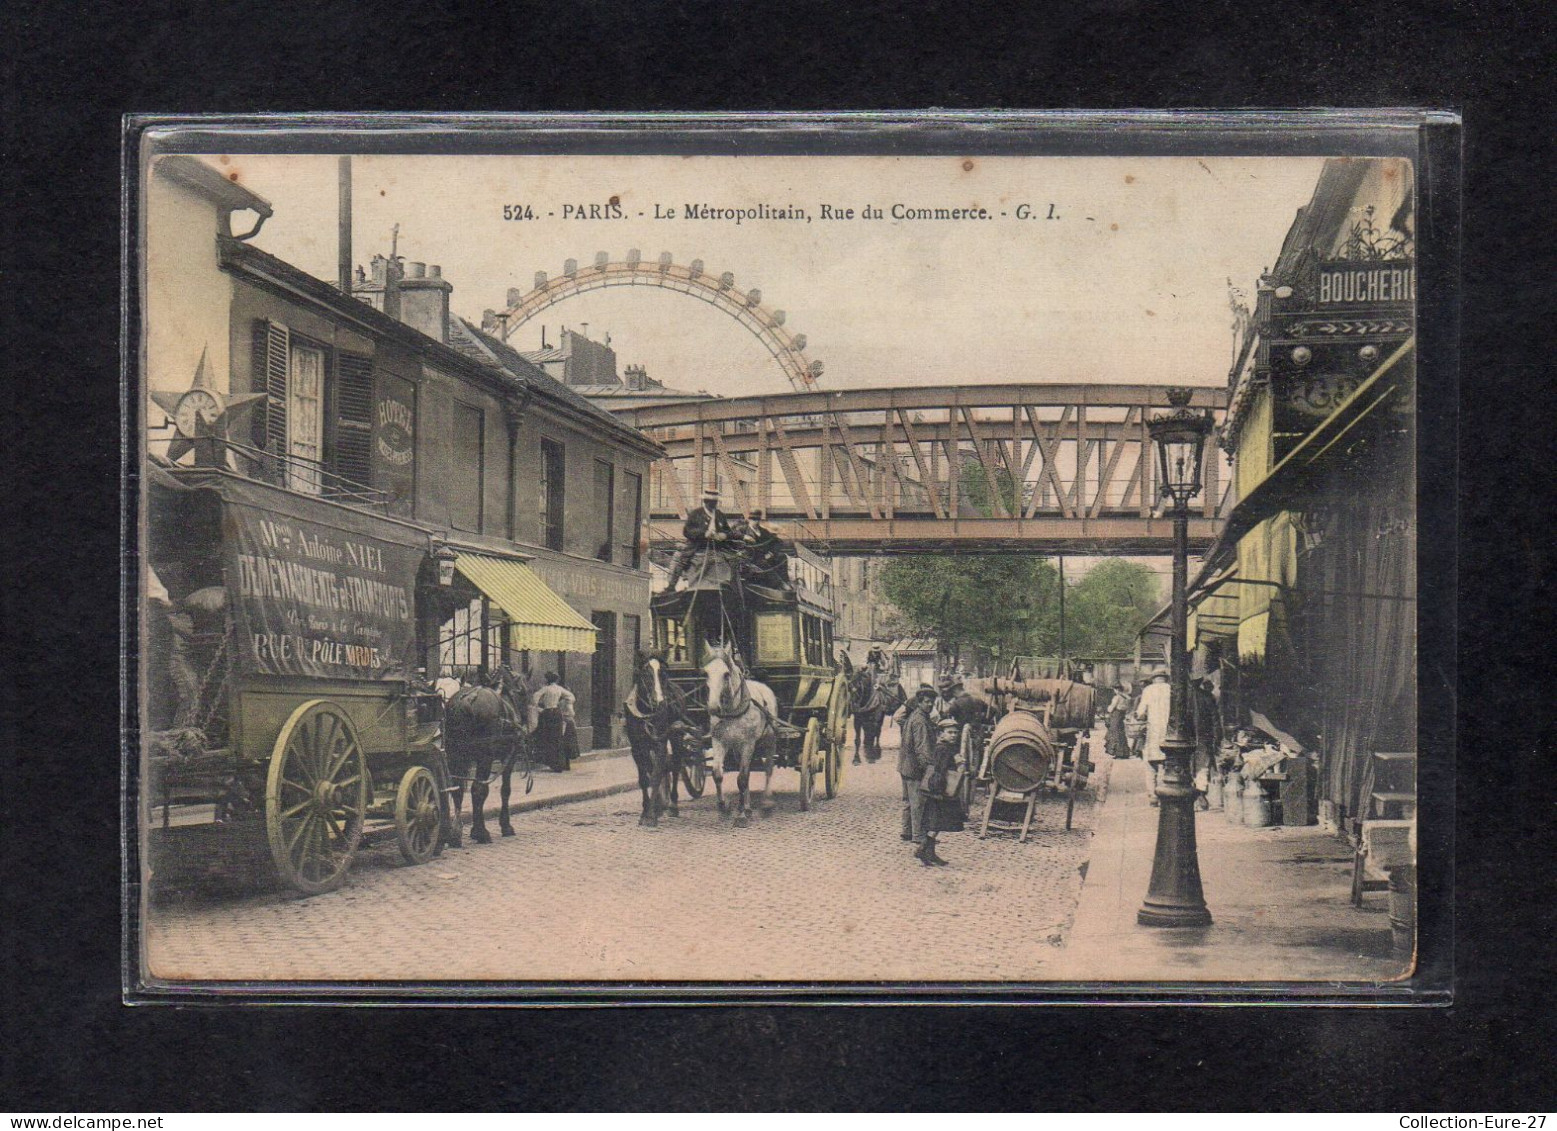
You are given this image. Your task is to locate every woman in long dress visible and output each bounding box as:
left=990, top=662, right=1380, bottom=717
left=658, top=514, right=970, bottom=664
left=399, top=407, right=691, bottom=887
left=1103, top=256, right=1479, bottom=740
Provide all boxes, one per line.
left=531, top=672, right=577, bottom=772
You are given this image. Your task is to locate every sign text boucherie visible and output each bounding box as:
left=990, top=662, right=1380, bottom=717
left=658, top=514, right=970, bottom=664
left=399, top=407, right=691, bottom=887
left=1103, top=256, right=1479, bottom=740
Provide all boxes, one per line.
left=1316, top=259, right=1415, bottom=306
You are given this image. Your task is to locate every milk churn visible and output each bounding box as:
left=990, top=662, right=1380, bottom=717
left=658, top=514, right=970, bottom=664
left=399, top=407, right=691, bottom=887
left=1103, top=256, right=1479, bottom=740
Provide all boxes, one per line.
left=1242, top=779, right=1272, bottom=827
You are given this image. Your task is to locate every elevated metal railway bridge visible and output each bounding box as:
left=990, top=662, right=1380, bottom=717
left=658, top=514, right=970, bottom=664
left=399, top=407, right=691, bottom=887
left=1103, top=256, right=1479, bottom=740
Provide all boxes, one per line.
left=619, top=384, right=1230, bottom=556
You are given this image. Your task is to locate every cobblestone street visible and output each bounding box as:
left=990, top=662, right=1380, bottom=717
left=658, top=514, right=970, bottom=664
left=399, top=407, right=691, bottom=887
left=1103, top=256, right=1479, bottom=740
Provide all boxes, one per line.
left=144, top=732, right=1108, bottom=984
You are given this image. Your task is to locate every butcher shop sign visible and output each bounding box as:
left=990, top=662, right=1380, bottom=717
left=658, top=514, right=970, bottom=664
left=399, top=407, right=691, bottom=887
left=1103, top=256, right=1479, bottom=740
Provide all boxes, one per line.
left=1316, top=259, right=1415, bottom=306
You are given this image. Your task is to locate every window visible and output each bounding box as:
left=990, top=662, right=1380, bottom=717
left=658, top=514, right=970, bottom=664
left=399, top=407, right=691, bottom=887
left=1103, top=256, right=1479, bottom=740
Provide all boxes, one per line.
left=539, top=438, right=565, bottom=552
left=451, top=402, right=484, bottom=532
left=286, top=342, right=326, bottom=493
left=657, top=615, right=689, bottom=665
left=801, top=614, right=826, bottom=667
left=624, top=614, right=641, bottom=659
left=622, top=471, right=643, bottom=568
left=439, top=596, right=504, bottom=676
left=252, top=320, right=377, bottom=502
left=594, top=458, right=615, bottom=563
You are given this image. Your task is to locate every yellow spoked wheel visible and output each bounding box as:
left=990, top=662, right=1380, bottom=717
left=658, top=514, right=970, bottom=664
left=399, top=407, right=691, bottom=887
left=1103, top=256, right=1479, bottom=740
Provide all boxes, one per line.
left=825, top=671, right=849, bottom=751
left=394, top=765, right=443, bottom=866
left=823, top=722, right=843, bottom=800
left=265, top=700, right=369, bottom=896
left=798, top=717, right=819, bottom=812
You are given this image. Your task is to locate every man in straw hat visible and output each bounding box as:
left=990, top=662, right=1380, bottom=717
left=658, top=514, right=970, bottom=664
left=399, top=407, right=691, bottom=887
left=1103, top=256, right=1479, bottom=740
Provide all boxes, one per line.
left=665, top=484, right=733, bottom=590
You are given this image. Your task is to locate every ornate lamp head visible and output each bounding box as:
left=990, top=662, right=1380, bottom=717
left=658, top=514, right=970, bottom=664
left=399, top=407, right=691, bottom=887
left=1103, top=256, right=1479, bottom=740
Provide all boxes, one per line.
left=1148, top=387, right=1215, bottom=505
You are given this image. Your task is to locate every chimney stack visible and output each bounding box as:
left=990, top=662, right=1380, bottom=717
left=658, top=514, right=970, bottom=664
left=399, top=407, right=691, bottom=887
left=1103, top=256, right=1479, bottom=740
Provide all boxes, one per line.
left=397, top=262, right=452, bottom=343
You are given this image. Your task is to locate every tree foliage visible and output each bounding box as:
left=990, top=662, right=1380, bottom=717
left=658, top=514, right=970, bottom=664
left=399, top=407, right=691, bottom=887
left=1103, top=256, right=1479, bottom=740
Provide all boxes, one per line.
left=880, top=554, right=1060, bottom=661
left=1065, top=559, right=1163, bottom=656
left=878, top=553, right=1161, bottom=663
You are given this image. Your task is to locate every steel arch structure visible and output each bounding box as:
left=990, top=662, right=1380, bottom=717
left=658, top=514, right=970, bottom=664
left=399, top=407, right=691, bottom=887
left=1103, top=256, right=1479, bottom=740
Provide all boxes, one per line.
left=619, top=384, right=1231, bottom=555
left=494, top=252, right=822, bottom=391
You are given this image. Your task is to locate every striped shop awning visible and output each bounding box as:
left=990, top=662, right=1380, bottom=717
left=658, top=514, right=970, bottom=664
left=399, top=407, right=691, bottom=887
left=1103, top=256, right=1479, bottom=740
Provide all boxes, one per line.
left=454, top=552, right=598, bottom=654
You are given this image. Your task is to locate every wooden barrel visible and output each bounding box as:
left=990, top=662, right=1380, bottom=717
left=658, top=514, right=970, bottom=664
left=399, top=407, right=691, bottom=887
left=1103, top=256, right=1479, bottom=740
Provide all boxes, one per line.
left=986, top=709, right=1057, bottom=794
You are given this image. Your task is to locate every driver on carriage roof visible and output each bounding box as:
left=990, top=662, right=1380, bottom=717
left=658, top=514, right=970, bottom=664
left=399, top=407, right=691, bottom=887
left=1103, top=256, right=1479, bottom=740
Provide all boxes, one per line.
left=736, top=506, right=790, bottom=589
left=665, top=485, right=733, bottom=590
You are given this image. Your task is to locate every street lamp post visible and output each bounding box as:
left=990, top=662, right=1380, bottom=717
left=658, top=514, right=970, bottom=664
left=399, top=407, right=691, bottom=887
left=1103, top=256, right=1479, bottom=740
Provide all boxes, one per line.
left=1138, top=387, right=1215, bottom=929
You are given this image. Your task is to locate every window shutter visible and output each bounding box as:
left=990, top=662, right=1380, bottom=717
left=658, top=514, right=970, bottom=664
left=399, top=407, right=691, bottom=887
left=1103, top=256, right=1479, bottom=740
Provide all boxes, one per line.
left=253, top=319, right=289, bottom=456
left=333, top=352, right=375, bottom=491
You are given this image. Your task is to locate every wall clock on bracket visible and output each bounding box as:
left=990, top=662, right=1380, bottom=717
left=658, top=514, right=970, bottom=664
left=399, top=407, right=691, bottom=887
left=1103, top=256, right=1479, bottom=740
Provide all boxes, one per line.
left=150, top=346, right=265, bottom=464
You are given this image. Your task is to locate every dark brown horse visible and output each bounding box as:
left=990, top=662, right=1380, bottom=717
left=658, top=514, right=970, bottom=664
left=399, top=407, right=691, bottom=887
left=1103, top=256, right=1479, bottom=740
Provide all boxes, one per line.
left=624, top=650, right=675, bottom=827
left=624, top=650, right=706, bottom=827
left=849, top=667, right=886, bottom=765
left=850, top=666, right=904, bottom=765
left=443, top=668, right=530, bottom=845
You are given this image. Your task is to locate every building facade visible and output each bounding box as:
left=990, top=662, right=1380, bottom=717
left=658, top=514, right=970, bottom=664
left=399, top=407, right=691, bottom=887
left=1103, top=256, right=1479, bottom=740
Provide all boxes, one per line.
left=145, top=156, right=662, bottom=752
left=1162, top=156, right=1417, bottom=831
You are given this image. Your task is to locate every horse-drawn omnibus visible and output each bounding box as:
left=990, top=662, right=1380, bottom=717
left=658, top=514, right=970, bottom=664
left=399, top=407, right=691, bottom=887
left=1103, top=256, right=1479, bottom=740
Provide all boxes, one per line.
left=648, top=540, right=850, bottom=818
left=143, top=462, right=457, bottom=895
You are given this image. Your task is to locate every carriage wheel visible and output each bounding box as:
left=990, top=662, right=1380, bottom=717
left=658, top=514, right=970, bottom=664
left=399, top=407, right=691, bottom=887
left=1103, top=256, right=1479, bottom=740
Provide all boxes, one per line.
left=825, top=671, right=850, bottom=751
left=823, top=722, right=843, bottom=800
left=1065, top=736, right=1090, bottom=831
left=265, top=700, right=368, bottom=895
left=798, top=718, right=818, bottom=811
left=394, top=766, right=443, bottom=866
left=680, top=745, right=708, bottom=799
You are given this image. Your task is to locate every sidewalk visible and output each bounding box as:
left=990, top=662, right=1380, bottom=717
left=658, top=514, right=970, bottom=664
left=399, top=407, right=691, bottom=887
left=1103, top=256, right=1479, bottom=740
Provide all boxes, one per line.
left=1051, top=757, right=1409, bottom=984
left=467, top=747, right=641, bottom=822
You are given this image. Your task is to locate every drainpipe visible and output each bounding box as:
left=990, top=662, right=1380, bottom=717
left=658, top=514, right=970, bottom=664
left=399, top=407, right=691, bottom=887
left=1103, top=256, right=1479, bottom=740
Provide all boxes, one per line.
left=504, top=392, right=531, bottom=542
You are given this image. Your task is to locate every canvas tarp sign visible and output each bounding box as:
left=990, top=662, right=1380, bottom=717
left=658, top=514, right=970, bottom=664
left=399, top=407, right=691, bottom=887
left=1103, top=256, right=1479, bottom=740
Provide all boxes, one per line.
left=225, top=499, right=423, bottom=679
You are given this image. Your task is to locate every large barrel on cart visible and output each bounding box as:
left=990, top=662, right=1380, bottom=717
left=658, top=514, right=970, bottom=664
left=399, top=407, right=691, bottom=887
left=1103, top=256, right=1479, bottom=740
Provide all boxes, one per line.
left=966, top=677, right=1098, bottom=838
left=144, top=466, right=456, bottom=894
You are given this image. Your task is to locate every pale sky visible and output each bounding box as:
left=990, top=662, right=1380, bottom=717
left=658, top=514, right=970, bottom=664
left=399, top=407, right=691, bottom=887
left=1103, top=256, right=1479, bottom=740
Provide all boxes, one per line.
left=213, top=153, right=1326, bottom=398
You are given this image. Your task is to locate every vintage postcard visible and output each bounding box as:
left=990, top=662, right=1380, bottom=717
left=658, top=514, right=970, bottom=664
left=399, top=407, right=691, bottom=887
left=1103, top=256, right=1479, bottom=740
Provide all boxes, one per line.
left=131, top=116, right=1433, bottom=996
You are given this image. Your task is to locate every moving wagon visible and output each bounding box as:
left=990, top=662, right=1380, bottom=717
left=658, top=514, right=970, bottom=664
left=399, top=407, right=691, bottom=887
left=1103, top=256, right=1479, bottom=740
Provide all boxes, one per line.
left=649, top=541, right=850, bottom=810
left=144, top=465, right=455, bottom=894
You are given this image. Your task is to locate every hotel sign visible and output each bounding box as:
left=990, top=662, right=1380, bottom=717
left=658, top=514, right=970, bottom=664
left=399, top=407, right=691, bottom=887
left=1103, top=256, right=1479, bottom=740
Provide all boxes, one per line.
left=1316, top=259, right=1414, bottom=307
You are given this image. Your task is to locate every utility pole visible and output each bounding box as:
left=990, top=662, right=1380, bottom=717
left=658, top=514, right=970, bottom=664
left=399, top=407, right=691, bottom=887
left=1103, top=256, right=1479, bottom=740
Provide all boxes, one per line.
left=337, top=156, right=352, bottom=294
left=1057, top=554, right=1066, bottom=675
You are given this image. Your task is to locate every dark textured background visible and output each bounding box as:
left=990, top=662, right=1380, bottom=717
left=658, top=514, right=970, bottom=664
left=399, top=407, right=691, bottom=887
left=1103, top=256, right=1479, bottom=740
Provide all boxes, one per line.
left=2, top=0, right=1552, bottom=1111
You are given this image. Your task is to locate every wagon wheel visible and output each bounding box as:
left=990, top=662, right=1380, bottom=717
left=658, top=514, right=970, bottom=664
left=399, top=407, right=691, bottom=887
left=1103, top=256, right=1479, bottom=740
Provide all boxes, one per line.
left=958, top=727, right=976, bottom=817
left=798, top=717, right=819, bottom=811
left=680, top=741, right=708, bottom=799
left=825, top=670, right=850, bottom=751
left=394, top=765, right=443, bottom=866
left=265, top=700, right=369, bottom=895
left=1065, top=735, right=1090, bottom=831
left=823, top=717, right=843, bottom=800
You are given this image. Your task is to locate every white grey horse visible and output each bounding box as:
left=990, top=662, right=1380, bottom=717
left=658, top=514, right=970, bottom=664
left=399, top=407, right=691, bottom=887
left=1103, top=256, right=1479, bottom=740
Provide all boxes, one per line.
left=704, top=643, right=779, bottom=828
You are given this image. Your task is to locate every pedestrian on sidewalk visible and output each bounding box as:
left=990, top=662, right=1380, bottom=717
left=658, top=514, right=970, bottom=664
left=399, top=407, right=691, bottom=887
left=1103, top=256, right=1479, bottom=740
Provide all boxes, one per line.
left=1133, top=670, right=1172, bottom=805
left=899, top=684, right=945, bottom=865
left=533, top=672, right=577, bottom=772
left=1190, top=673, right=1223, bottom=809
left=1105, top=682, right=1132, bottom=760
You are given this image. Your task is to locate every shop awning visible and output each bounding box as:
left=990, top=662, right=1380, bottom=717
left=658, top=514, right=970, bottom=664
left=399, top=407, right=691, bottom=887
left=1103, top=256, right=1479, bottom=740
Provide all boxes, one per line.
left=455, top=552, right=597, bottom=654
left=1141, top=337, right=1414, bottom=664
left=1198, top=336, right=1416, bottom=580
